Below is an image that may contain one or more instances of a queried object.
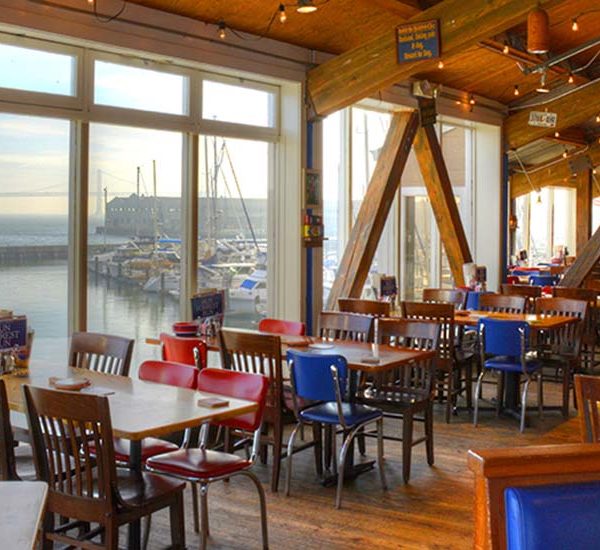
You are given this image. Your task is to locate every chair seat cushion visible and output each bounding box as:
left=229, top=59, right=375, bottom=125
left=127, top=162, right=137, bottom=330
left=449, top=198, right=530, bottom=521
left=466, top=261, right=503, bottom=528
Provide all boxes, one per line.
left=299, top=402, right=382, bottom=427
left=484, top=357, right=540, bottom=373
left=505, top=481, right=600, bottom=550
left=115, top=468, right=185, bottom=509
left=88, top=437, right=179, bottom=463
left=146, top=449, right=251, bottom=479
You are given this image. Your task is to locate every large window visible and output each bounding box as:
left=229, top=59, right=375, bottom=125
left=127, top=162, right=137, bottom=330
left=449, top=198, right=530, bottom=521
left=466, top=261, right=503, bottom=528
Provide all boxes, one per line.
left=0, top=114, right=71, bottom=363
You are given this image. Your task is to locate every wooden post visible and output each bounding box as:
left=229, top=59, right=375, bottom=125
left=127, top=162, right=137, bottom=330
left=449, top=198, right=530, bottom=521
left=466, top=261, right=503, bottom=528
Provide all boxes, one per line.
left=576, top=169, right=592, bottom=255
left=412, top=125, right=473, bottom=286
left=326, top=111, right=419, bottom=310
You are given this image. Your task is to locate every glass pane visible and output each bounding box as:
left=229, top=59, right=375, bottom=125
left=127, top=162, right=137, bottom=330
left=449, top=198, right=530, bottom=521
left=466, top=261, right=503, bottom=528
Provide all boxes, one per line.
left=0, top=43, right=75, bottom=96
left=441, top=124, right=468, bottom=187
left=529, top=188, right=550, bottom=263
left=403, top=196, right=433, bottom=301
left=594, top=197, right=600, bottom=235
left=0, top=114, right=70, bottom=363
left=88, top=124, right=183, bottom=370
left=552, top=187, right=575, bottom=257
left=198, top=136, right=270, bottom=329
left=202, top=80, right=275, bottom=128
left=94, top=60, right=187, bottom=115
left=514, top=194, right=528, bottom=258
left=322, top=111, right=344, bottom=304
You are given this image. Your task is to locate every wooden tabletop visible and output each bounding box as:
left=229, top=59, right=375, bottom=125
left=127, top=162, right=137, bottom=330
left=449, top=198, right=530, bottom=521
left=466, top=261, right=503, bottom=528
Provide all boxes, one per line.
left=453, top=310, right=579, bottom=329
left=2, top=366, right=257, bottom=441
left=0, top=481, right=48, bottom=550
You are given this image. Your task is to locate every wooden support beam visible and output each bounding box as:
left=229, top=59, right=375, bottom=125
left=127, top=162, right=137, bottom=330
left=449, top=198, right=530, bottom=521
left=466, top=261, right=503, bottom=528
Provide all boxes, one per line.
left=561, top=225, right=600, bottom=287
left=545, top=127, right=588, bottom=147
left=505, top=80, right=600, bottom=150
left=307, top=0, right=563, bottom=117
left=369, top=0, right=422, bottom=19
left=510, top=143, right=600, bottom=199
left=326, top=111, right=419, bottom=310
left=576, top=170, right=593, bottom=255
left=413, top=124, right=473, bottom=285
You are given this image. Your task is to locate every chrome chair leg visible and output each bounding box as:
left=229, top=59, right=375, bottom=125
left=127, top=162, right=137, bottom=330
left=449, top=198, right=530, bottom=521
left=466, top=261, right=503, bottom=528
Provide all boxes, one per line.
left=238, top=471, right=269, bottom=550
left=376, top=418, right=387, bottom=491
left=520, top=377, right=531, bottom=433
left=191, top=482, right=200, bottom=533
left=473, top=369, right=487, bottom=426
left=199, top=483, right=209, bottom=550
left=142, top=515, right=151, bottom=550
left=537, top=372, right=544, bottom=419
left=285, top=423, right=302, bottom=496
left=335, top=424, right=362, bottom=509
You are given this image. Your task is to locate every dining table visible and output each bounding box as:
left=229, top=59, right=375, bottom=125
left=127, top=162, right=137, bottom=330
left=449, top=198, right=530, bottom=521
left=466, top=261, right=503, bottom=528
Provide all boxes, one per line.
left=0, top=480, right=48, bottom=550
left=1, top=365, right=258, bottom=550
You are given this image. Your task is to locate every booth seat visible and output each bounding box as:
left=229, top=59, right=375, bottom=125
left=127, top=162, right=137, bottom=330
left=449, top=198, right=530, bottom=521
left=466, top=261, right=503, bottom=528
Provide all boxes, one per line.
left=504, top=481, right=600, bottom=550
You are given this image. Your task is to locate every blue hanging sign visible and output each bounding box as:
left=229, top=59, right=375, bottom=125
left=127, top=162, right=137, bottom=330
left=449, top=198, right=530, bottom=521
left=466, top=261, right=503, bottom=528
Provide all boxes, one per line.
left=396, top=20, right=441, bottom=64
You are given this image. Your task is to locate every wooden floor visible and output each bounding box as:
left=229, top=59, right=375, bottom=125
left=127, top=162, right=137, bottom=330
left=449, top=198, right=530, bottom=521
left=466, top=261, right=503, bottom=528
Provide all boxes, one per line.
left=15, top=380, right=582, bottom=550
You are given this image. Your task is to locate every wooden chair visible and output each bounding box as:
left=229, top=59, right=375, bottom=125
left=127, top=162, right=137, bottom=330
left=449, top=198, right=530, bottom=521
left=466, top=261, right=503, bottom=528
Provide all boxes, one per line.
left=23, top=385, right=185, bottom=550
left=553, top=287, right=598, bottom=372
left=575, top=374, right=600, bottom=442
left=258, top=318, right=306, bottom=336
left=535, top=297, right=588, bottom=417
left=479, top=293, right=527, bottom=314
left=0, top=379, right=18, bottom=481
left=402, top=301, right=472, bottom=423
left=500, top=284, right=541, bottom=313
left=338, top=298, right=391, bottom=317
left=319, top=311, right=373, bottom=342
left=422, top=288, right=467, bottom=310
left=358, top=318, right=439, bottom=483
left=219, top=329, right=298, bottom=492
left=69, top=332, right=134, bottom=376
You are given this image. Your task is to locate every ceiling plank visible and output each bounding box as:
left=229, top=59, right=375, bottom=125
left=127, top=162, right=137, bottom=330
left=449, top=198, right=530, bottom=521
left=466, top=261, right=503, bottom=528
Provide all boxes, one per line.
left=505, top=80, right=600, bottom=150
left=326, top=111, right=419, bottom=309
left=307, top=0, right=566, bottom=117
left=545, top=127, right=587, bottom=147
left=369, top=0, right=423, bottom=18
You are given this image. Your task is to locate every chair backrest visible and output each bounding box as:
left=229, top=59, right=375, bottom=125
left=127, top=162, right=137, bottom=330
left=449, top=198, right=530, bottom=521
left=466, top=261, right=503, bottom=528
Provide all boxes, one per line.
left=319, top=311, right=373, bottom=342
left=286, top=350, right=347, bottom=403
left=479, top=293, right=527, bottom=314
left=138, top=360, right=198, bottom=389
left=422, top=288, right=467, bottom=311
left=401, top=301, right=454, bottom=365
left=529, top=274, right=557, bottom=287
left=159, top=333, right=207, bottom=369
left=378, top=318, right=440, bottom=352
left=575, top=374, right=600, bottom=443
left=69, top=332, right=134, bottom=376
left=479, top=318, right=529, bottom=357
left=0, top=380, right=17, bottom=481
left=218, top=329, right=283, bottom=411
left=258, top=318, right=306, bottom=336
left=24, top=385, right=117, bottom=517
left=553, top=288, right=598, bottom=340
left=500, top=284, right=542, bottom=299
left=196, top=368, right=269, bottom=432
left=535, top=297, right=588, bottom=319
left=535, top=297, right=588, bottom=355
left=338, top=298, right=391, bottom=317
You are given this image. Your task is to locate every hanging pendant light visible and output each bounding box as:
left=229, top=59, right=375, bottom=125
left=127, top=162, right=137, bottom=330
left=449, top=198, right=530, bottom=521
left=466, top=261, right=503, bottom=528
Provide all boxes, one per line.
left=527, top=6, right=550, bottom=54
left=297, top=0, right=318, bottom=13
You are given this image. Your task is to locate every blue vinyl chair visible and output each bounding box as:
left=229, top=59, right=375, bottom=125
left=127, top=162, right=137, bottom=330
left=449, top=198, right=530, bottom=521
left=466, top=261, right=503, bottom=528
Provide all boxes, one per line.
left=474, top=319, right=543, bottom=432
left=284, top=350, right=387, bottom=508
left=529, top=274, right=557, bottom=287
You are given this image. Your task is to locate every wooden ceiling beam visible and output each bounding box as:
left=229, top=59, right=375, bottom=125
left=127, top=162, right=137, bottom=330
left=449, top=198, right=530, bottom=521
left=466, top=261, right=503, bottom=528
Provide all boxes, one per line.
left=505, top=79, right=600, bottom=150
left=413, top=124, right=473, bottom=285
left=545, top=127, right=587, bottom=147
left=369, top=0, right=423, bottom=19
left=307, top=0, right=565, bottom=117
left=326, top=111, right=419, bottom=309
left=510, top=143, right=600, bottom=199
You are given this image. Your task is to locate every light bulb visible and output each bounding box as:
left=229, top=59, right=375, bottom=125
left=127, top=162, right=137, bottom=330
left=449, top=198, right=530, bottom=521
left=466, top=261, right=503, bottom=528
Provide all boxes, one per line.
left=218, top=22, right=226, bottom=40
left=562, top=150, right=568, bottom=159
left=469, top=95, right=476, bottom=105
left=514, top=85, right=520, bottom=96
left=503, top=43, right=510, bottom=54
left=596, top=114, right=600, bottom=123
left=594, top=168, right=597, bottom=175
left=537, top=193, right=542, bottom=204
left=571, top=18, right=579, bottom=31
left=437, top=60, right=444, bottom=69
left=554, top=131, right=560, bottom=138
left=279, top=4, right=287, bottom=23
left=568, top=73, right=574, bottom=84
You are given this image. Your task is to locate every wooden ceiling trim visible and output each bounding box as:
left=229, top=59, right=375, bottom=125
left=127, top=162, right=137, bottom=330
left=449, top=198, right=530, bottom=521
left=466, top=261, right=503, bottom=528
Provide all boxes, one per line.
left=306, top=0, right=567, bottom=117
left=505, top=79, right=600, bottom=150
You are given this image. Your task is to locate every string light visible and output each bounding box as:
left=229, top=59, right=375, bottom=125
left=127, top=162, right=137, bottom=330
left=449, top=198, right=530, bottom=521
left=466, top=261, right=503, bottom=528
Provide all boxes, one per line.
left=568, top=72, right=574, bottom=84
left=469, top=94, right=476, bottom=105
left=596, top=114, right=600, bottom=123
left=537, top=193, right=543, bottom=204
left=571, top=18, right=579, bottom=31
left=562, top=148, right=568, bottom=159
left=536, top=72, right=550, bottom=93
left=503, top=43, right=510, bottom=54
left=437, top=60, right=444, bottom=69
left=278, top=4, right=287, bottom=23
left=513, top=85, right=520, bottom=96
left=554, top=131, right=560, bottom=138
left=218, top=21, right=226, bottom=40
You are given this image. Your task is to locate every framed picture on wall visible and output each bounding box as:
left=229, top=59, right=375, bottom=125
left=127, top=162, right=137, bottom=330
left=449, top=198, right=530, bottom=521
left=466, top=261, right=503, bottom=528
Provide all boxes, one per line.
left=304, top=168, right=322, bottom=208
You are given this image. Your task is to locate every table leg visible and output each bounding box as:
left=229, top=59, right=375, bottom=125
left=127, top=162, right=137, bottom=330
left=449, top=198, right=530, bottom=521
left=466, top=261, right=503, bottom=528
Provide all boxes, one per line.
left=127, top=440, right=142, bottom=550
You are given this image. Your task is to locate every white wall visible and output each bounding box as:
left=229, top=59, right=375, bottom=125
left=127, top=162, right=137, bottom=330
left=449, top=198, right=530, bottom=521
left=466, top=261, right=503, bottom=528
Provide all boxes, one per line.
left=473, top=123, right=503, bottom=291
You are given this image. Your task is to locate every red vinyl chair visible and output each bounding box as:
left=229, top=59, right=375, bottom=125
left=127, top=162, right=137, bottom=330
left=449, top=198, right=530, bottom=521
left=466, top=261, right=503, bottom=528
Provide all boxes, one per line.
left=159, top=332, right=208, bottom=370
left=258, top=318, right=306, bottom=336
left=506, top=276, right=520, bottom=285
left=147, top=368, right=270, bottom=549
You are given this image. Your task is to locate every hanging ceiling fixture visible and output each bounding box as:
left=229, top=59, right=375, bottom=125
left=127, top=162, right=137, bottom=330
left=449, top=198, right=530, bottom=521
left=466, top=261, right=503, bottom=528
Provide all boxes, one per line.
left=297, top=0, right=318, bottom=13
left=527, top=6, right=550, bottom=54
left=536, top=71, right=550, bottom=93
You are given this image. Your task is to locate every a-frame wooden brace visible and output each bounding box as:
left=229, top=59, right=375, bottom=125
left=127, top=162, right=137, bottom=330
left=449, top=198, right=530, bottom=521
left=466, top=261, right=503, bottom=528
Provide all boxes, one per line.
left=326, top=110, right=473, bottom=310
left=561, top=225, right=600, bottom=288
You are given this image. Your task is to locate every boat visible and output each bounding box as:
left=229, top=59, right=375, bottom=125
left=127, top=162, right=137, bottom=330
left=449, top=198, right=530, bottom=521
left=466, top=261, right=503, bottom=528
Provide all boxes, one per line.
left=228, top=269, right=267, bottom=314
